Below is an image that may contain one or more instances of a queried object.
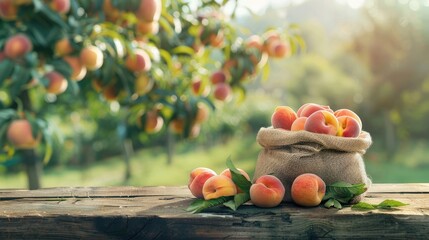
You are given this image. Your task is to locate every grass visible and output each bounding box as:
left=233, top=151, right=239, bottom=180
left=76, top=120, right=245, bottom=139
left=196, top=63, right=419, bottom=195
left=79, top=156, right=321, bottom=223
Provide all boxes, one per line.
left=366, top=161, right=429, bottom=183
left=0, top=133, right=260, bottom=189
left=0, top=133, right=428, bottom=189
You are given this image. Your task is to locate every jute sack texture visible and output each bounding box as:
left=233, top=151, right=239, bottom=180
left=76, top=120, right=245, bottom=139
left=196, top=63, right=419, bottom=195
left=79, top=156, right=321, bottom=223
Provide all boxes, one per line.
left=253, top=127, right=373, bottom=203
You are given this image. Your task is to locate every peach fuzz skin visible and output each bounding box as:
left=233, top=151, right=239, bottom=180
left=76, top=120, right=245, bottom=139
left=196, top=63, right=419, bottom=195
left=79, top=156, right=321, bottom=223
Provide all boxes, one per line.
left=291, top=173, right=326, bottom=207
left=298, top=103, right=333, bottom=118
left=4, top=34, right=32, bottom=59
left=202, top=175, right=237, bottom=200
left=188, top=167, right=217, bottom=199
left=334, top=109, right=362, bottom=129
left=213, top=83, right=231, bottom=101
left=250, top=175, right=285, bottom=208
left=304, top=110, right=341, bottom=136
left=291, top=117, right=307, bottom=131
left=7, top=119, right=39, bottom=149
left=80, top=45, right=103, bottom=71
left=337, top=116, right=361, bottom=138
left=271, top=106, right=297, bottom=130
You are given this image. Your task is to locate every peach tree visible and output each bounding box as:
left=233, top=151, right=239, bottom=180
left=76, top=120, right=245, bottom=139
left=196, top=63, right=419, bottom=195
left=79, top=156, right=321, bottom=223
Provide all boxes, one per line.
left=0, top=0, right=302, bottom=188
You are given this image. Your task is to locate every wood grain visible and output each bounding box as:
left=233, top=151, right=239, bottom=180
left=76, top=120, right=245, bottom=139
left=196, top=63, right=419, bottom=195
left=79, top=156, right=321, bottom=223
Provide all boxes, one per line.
left=0, top=184, right=428, bottom=239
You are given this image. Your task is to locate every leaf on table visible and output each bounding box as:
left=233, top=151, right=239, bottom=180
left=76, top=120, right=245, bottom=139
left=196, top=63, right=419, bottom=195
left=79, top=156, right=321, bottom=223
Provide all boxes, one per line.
left=223, top=192, right=250, bottom=211
left=324, top=198, right=343, bottom=209
left=323, top=182, right=367, bottom=203
left=186, top=196, right=233, bottom=214
left=324, top=198, right=335, bottom=208
left=223, top=200, right=238, bottom=211
left=333, top=199, right=342, bottom=209
left=351, top=199, right=408, bottom=211
left=376, top=199, right=408, bottom=209
left=351, top=202, right=376, bottom=210
left=323, top=181, right=367, bottom=209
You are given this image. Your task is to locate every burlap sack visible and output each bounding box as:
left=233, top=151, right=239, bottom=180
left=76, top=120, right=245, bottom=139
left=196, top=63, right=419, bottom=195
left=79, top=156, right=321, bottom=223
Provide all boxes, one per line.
left=253, top=127, right=372, bottom=203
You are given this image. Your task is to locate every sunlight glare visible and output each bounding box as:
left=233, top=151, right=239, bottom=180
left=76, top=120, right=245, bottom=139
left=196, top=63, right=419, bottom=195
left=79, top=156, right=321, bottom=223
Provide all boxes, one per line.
left=335, top=0, right=366, bottom=9
left=347, top=0, right=366, bottom=9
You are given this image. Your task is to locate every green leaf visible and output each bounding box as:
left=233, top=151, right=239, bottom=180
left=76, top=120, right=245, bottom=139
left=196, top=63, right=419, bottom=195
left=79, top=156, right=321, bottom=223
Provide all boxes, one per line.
left=351, top=200, right=408, bottom=211
left=51, top=58, right=73, bottom=80
left=333, top=199, right=342, bottom=209
left=159, top=49, right=174, bottom=73
left=376, top=199, right=408, bottom=209
left=38, top=119, right=53, bottom=164
left=226, top=156, right=252, bottom=193
left=223, top=200, right=237, bottom=211
left=0, top=59, right=14, bottom=84
left=0, top=109, right=17, bottom=124
left=352, top=199, right=408, bottom=211
left=172, top=46, right=195, bottom=56
left=232, top=85, right=246, bottom=104
left=323, top=182, right=367, bottom=203
left=261, top=61, right=270, bottom=82
left=324, top=198, right=335, bottom=208
left=159, top=17, right=175, bottom=37
left=186, top=196, right=233, bottom=214
left=351, top=202, right=376, bottom=211
left=10, top=66, right=32, bottom=99
left=24, top=113, right=39, bottom=140
left=324, top=198, right=343, bottom=209
left=223, top=192, right=250, bottom=211
left=323, top=182, right=367, bottom=209
left=33, top=0, right=69, bottom=30
left=0, top=126, right=8, bottom=147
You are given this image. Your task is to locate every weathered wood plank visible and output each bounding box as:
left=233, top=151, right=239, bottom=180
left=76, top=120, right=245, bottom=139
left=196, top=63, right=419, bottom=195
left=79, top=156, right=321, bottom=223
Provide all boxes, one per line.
left=368, top=183, right=429, bottom=193
left=0, top=186, right=191, bottom=199
left=0, top=184, right=428, bottom=239
left=0, top=183, right=427, bottom=200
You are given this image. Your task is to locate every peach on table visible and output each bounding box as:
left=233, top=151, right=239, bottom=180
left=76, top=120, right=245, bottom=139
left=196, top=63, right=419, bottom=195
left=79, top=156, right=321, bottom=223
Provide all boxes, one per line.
left=188, top=167, right=217, bottom=199
left=291, top=173, right=326, bottom=207
left=202, top=175, right=237, bottom=200
left=250, top=175, right=285, bottom=208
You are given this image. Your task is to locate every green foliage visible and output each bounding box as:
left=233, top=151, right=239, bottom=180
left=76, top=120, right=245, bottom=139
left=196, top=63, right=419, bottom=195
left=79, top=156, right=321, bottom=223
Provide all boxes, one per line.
left=347, top=1, right=429, bottom=150
left=323, top=182, right=367, bottom=209
left=186, top=196, right=233, bottom=214
left=0, top=0, right=300, bottom=173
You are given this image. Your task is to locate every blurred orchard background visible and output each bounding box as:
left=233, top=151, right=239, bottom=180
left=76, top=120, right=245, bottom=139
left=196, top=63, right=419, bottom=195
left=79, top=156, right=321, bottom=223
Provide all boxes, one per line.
left=1, top=0, right=428, bottom=190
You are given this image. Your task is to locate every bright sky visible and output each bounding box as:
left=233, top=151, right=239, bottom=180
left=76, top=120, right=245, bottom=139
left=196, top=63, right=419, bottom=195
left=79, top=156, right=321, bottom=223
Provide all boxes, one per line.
left=232, top=0, right=366, bottom=16
left=229, top=0, right=295, bottom=16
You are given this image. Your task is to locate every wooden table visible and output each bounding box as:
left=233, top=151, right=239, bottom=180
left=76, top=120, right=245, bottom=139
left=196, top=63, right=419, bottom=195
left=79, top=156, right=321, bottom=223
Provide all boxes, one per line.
left=0, top=184, right=428, bottom=239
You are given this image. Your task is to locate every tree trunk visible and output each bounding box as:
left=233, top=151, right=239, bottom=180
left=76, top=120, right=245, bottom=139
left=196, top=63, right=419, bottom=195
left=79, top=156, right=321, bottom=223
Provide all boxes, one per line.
left=22, top=149, right=42, bottom=190
left=123, top=138, right=134, bottom=182
left=20, top=90, right=42, bottom=189
left=166, top=131, right=175, bottom=165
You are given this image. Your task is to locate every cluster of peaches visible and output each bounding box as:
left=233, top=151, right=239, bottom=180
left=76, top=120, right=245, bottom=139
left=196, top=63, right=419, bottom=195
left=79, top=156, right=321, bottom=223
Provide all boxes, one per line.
left=192, top=30, right=290, bottom=102
left=0, top=0, right=159, bottom=98
left=0, top=32, right=107, bottom=96
left=0, top=0, right=162, bottom=36
left=188, top=167, right=327, bottom=208
left=102, top=0, right=162, bottom=36
left=0, top=0, right=68, bottom=20
left=272, top=103, right=363, bottom=138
